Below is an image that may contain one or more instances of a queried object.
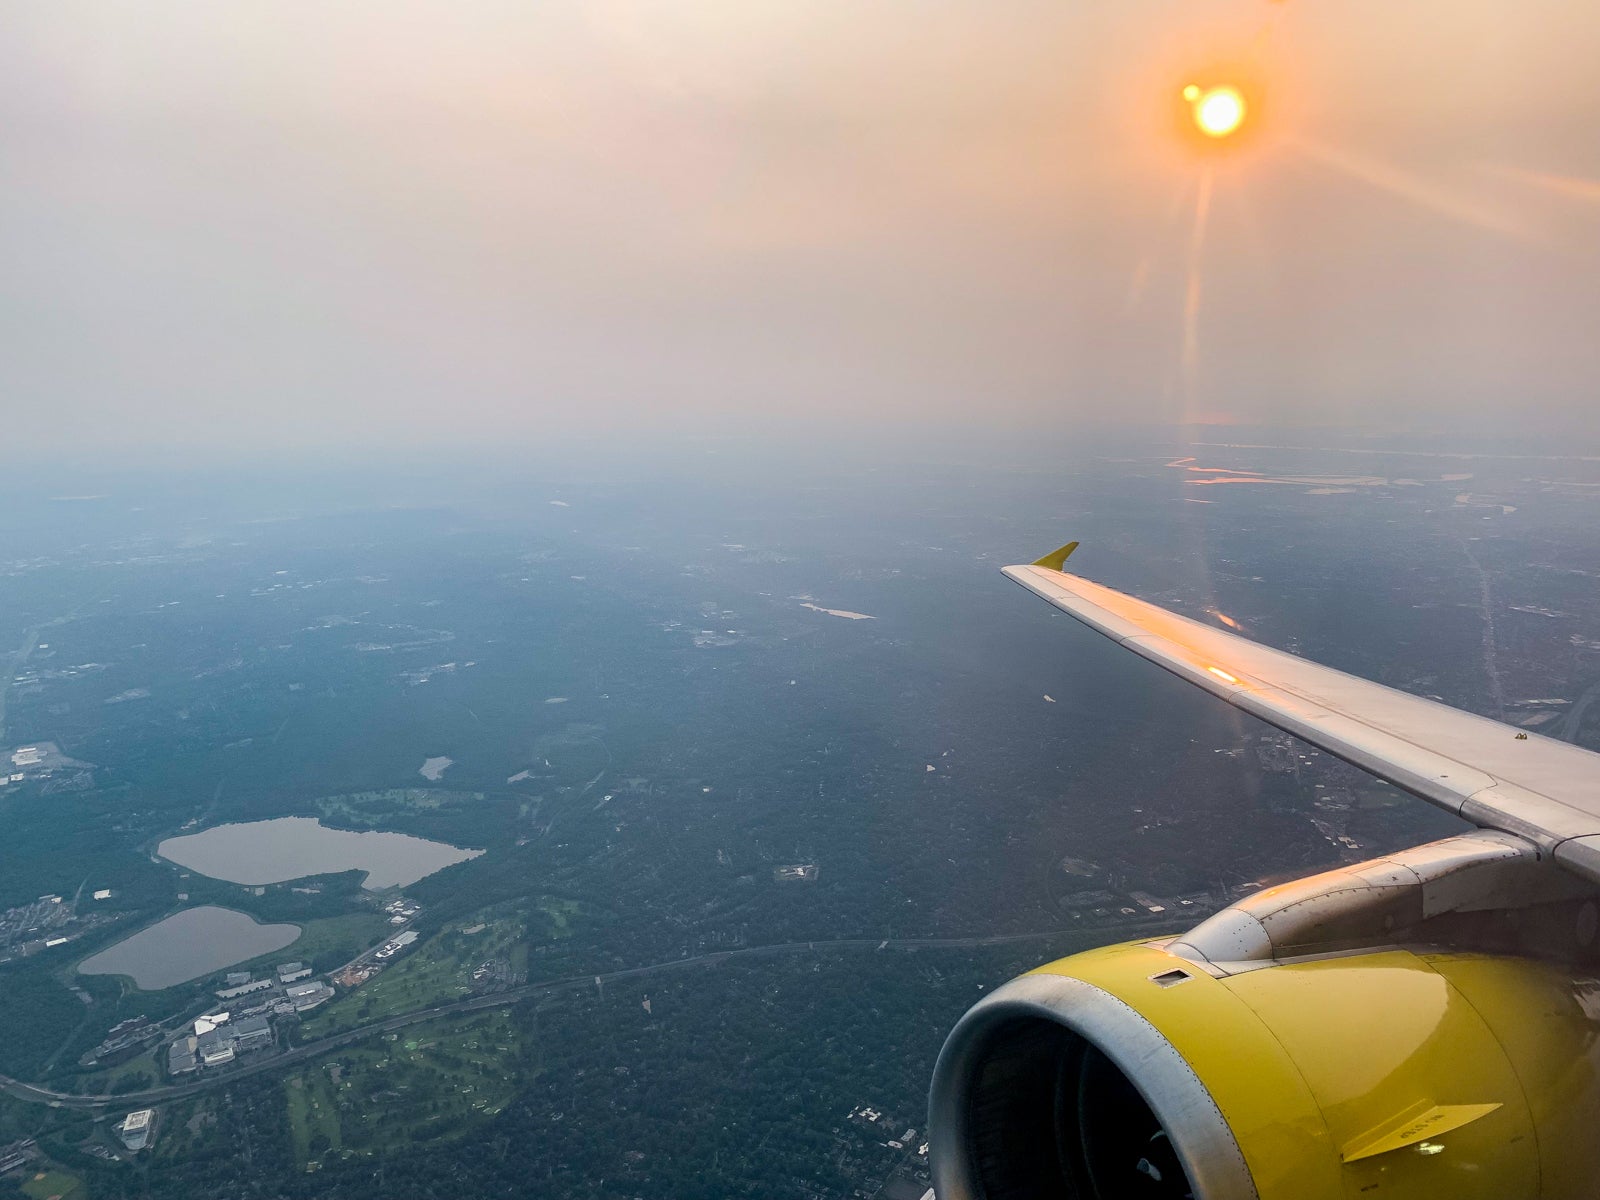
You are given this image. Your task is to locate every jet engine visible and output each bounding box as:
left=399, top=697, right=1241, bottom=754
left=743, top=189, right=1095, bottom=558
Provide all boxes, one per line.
left=928, top=833, right=1600, bottom=1199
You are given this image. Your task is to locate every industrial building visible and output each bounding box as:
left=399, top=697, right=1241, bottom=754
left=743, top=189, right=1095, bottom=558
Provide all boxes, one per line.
left=276, top=961, right=311, bottom=984
left=374, top=930, right=419, bottom=960
left=118, top=1109, right=154, bottom=1151
left=382, top=897, right=422, bottom=921
left=196, top=1029, right=235, bottom=1067
left=168, top=1036, right=198, bottom=1075
left=174, top=1008, right=280, bottom=1074
left=0, top=1139, right=35, bottom=1175
left=83, top=1017, right=161, bottom=1068
left=231, top=1014, right=274, bottom=1052
left=285, top=980, right=334, bottom=1011
left=215, top=978, right=273, bottom=1000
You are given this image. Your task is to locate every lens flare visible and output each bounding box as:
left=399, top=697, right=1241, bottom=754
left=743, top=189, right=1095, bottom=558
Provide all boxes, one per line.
left=1191, top=86, right=1246, bottom=138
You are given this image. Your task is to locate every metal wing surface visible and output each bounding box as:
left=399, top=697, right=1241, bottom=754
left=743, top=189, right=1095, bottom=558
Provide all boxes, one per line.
left=1006, top=562, right=1600, bottom=884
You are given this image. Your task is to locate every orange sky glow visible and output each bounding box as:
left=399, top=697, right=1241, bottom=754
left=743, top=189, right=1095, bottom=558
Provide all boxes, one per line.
left=1, top=0, right=1598, bottom=452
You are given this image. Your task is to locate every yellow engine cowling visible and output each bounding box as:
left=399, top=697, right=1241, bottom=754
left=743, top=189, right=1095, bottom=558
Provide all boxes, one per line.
left=928, top=940, right=1600, bottom=1199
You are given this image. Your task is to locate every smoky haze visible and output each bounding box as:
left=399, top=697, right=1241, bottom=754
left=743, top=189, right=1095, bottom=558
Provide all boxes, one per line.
left=3, top=0, right=1599, bottom=456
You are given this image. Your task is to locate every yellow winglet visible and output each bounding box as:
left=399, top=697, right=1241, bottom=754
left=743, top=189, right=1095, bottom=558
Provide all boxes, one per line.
left=1340, top=1102, right=1503, bottom=1163
left=1031, top=541, right=1080, bottom=572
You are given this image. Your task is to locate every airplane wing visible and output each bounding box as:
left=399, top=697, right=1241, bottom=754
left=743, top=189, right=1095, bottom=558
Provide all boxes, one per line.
left=1004, top=556, right=1600, bottom=884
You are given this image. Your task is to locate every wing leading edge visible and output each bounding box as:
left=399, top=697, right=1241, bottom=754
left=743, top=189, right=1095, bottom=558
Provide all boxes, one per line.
left=1005, top=560, right=1600, bottom=885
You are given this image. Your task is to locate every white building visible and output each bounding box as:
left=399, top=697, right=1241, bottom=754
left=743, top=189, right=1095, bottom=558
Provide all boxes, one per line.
left=119, top=1109, right=154, bottom=1151
left=197, top=1031, right=235, bottom=1067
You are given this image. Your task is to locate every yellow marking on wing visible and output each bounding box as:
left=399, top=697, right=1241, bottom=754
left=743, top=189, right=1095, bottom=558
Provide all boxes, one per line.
left=1031, top=541, right=1080, bottom=571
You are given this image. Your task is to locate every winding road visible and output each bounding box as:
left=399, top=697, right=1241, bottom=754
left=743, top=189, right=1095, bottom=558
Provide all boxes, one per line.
left=0, top=922, right=1172, bottom=1111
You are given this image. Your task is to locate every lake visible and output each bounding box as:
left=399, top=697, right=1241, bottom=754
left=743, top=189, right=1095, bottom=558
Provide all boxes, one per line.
left=158, top=816, right=481, bottom=889
left=78, top=906, right=301, bottom=990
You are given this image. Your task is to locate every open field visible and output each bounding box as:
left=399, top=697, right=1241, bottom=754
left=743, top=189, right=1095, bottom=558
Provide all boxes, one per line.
left=275, top=912, right=393, bottom=971
left=20, top=1167, right=85, bottom=1200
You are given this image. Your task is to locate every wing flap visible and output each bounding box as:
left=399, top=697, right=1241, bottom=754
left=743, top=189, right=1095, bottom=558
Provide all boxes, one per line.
left=1006, top=562, right=1600, bottom=879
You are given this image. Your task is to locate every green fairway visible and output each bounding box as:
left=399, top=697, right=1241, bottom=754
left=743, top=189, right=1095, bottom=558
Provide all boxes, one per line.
left=286, top=1071, right=344, bottom=1169
left=302, top=913, right=524, bottom=1036
left=20, top=1168, right=85, bottom=1200
left=287, top=1011, right=524, bottom=1162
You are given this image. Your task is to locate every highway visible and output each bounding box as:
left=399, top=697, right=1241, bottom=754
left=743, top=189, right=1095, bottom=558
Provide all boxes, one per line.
left=0, top=920, right=1173, bottom=1111
left=1560, top=676, right=1600, bottom=744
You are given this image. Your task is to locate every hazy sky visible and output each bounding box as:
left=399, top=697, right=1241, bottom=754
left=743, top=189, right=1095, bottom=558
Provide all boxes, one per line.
left=4, top=0, right=1599, bottom=454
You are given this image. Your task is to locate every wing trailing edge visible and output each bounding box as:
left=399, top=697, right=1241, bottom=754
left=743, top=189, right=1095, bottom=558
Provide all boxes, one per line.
left=1006, top=557, right=1600, bottom=885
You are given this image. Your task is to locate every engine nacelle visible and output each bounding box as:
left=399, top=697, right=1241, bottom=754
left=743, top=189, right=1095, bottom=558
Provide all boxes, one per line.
left=929, top=939, right=1600, bottom=1199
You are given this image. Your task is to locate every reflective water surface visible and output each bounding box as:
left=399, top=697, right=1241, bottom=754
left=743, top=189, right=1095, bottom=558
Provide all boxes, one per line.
left=77, top=906, right=301, bottom=989
left=158, top=816, right=481, bottom=889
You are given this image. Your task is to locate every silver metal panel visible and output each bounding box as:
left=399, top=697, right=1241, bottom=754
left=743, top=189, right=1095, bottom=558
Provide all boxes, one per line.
left=1168, top=832, right=1577, bottom=970
left=1554, top=836, right=1600, bottom=881
left=1169, top=908, right=1271, bottom=965
left=1006, top=564, right=1600, bottom=884
left=1460, top=783, right=1600, bottom=849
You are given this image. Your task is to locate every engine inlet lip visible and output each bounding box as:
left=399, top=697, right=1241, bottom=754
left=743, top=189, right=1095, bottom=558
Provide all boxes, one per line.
left=928, top=971, right=1260, bottom=1200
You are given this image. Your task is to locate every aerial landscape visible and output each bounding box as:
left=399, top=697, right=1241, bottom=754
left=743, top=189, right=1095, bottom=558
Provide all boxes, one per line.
left=3, top=0, right=1598, bottom=1194
left=1, top=437, right=1597, bottom=1198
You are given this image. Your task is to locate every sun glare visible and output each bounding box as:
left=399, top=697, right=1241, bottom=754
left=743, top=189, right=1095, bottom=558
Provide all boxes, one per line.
left=1190, top=85, right=1246, bottom=138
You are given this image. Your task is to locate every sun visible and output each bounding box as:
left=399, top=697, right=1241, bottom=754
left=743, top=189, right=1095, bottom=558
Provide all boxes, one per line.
left=1187, top=85, right=1246, bottom=139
